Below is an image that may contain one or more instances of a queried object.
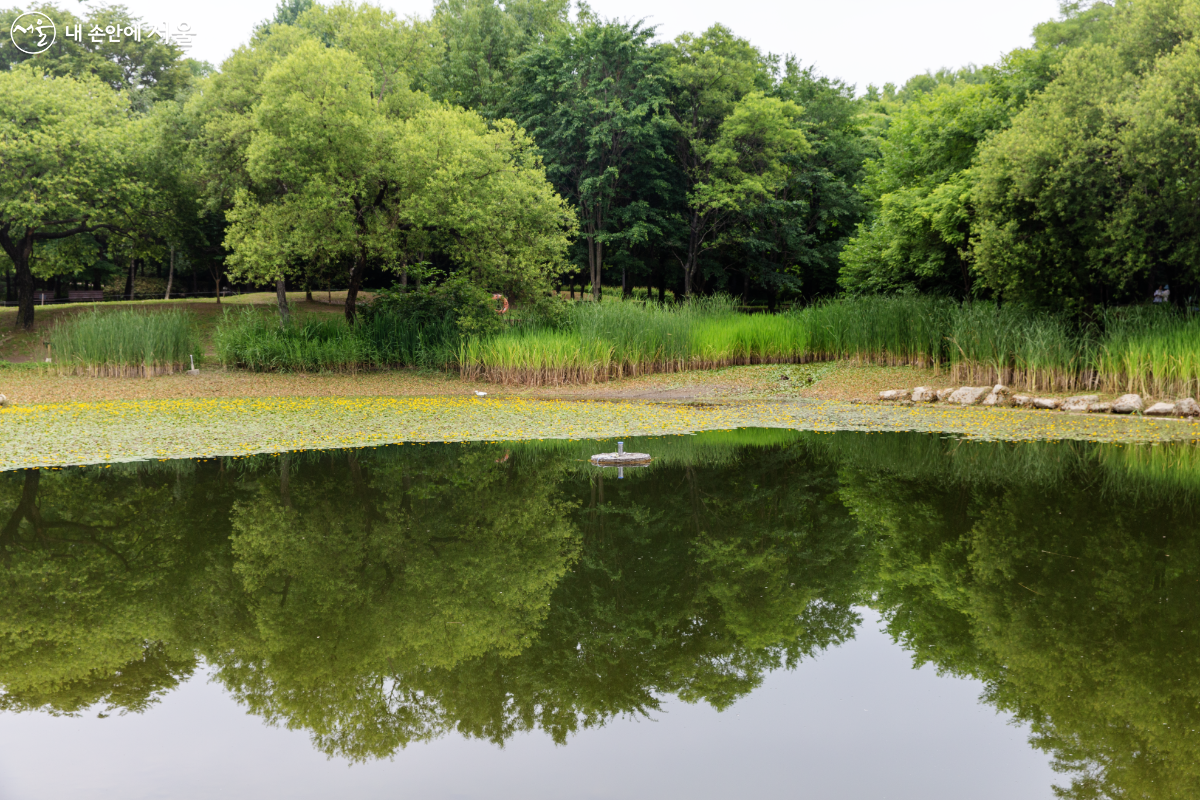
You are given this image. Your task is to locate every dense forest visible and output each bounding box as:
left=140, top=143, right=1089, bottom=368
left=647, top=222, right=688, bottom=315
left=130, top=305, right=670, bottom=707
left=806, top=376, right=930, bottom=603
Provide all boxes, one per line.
left=2, top=0, right=1199, bottom=330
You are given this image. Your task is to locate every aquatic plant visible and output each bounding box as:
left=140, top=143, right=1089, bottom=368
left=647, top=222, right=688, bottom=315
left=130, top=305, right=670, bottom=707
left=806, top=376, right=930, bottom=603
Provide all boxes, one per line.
left=213, top=307, right=459, bottom=372
left=48, top=308, right=200, bottom=377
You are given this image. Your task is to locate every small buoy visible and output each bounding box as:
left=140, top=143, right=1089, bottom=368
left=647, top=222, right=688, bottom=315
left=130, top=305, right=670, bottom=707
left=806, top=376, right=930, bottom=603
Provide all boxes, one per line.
left=475, top=391, right=488, bottom=397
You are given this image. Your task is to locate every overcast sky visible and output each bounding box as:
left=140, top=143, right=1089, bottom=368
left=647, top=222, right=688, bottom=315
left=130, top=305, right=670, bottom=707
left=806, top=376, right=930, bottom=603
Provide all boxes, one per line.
left=103, top=0, right=1063, bottom=91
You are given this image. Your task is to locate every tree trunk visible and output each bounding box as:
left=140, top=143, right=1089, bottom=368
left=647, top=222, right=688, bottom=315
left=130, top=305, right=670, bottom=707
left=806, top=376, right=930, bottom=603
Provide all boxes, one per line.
left=682, top=210, right=703, bottom=299
left=124, top=255, right=135, bottom=301
left=0, top=228, right=37, bottom=330
left=209, top=261, right=223, bottom=305
left=585, top=207, right=604, bottom=302
left=275, top=277, right=290, bottom=326
left=344, top=249, right=367, bottom=323
left=622, top=267, right=629, bottom=299
left=164, top=247, right=175, bottom=300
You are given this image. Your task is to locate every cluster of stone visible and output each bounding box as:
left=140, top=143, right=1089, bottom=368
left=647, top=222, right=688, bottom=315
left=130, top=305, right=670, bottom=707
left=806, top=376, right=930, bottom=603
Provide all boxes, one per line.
left=879, top=385, right=1200, bottom=417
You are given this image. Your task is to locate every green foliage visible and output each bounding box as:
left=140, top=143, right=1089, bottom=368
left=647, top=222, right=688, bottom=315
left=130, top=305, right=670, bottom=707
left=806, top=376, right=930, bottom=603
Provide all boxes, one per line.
left=0, top=67, right=156, bottom=328
left=47, top=308, right=199, bottom=376
left=428, top=0, right=571, bottom=115
left=509, top=19, right=672, bottom=300
left=368, top=274, right=505, bottom=337
left=222, top=38, right=574, bottom=322
left=971, top=0, right=1200, bottom=312
left=213, top=307, right=460, bottom=372
left=839, top=82, right=1011, bottom=296
left=798, top=295, right=1200, bottom=394
left=459, top=294, right=810, bottom=383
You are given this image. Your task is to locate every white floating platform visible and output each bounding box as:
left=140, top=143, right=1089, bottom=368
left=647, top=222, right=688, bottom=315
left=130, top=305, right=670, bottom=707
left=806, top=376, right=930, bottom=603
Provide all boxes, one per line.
left=590, top=452, right=653, bottom=466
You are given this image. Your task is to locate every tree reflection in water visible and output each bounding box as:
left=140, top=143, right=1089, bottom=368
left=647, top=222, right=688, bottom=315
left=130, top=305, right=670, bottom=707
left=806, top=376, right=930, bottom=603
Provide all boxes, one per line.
left=2, top=431, right=1199, bottom=796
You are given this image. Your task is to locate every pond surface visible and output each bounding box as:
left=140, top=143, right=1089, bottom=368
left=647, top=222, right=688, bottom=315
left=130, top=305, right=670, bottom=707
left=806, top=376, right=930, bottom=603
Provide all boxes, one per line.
left=0, top=429, right=1195, bottom=799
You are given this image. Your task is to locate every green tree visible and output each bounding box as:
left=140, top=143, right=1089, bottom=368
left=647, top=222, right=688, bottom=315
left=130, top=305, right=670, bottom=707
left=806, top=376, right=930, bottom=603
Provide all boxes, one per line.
left=972, top=0, right=1200, bottom=311
left=0, top=68, right=154, bottom=329
left=428, top=0, right=571, bottom=117
left=509, top=19, right=672, bottom=300
left=839, top=82, right=1009, bottom=296
left=224, top=40, right=573, bottom=322
left=733, top=58, right=869, bottom=303
left=664, top=25, right=807, bottom=297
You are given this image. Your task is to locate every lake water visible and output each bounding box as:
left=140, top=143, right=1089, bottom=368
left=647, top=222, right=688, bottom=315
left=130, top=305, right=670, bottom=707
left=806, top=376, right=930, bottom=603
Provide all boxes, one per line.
left=0, top=430, right=1192, bottom=799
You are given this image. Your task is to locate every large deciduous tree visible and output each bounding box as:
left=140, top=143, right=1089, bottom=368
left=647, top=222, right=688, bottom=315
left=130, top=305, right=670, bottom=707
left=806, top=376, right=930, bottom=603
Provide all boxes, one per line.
left=972, top=0, right=1200, bottom=312
left=0, top=68, right=152, bottom=329
left=223, top=40, right=574, bottom=323
left=664, top=25, right=792, bottom=298
left=510, top=19, right=671, bottom=301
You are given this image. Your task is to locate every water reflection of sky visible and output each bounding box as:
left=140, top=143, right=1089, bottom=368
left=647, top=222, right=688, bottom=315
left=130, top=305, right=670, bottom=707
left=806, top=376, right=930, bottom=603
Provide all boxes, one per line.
left=0, top=608, right=1053, bottom=800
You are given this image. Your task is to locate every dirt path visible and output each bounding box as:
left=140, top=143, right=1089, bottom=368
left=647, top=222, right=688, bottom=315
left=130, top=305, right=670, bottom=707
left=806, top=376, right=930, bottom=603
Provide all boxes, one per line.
left=0, top=361, right=948, bottom=406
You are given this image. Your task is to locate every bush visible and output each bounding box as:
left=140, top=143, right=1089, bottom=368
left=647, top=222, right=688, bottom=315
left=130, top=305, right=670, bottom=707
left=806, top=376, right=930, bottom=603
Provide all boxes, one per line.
left=369, top=275, right=505, bottom=337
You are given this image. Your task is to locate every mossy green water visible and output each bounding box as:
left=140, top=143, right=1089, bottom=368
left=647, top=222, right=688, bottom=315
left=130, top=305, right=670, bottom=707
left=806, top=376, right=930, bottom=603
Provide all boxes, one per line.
left=1, top=395, right=1197, bottom=471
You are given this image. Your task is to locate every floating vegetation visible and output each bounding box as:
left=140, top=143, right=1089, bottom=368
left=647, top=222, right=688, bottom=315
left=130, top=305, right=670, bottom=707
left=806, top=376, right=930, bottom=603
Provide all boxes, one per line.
left=0, top=395, right=1196, bottom=471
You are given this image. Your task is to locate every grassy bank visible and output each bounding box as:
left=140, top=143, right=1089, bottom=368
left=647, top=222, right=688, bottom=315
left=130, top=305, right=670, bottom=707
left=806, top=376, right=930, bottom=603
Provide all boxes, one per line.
left=56, top=294, right=1200, bottom=398
left=805, top=298, right=1200, bottom=396
left=213, top=307, right=458, bottom=372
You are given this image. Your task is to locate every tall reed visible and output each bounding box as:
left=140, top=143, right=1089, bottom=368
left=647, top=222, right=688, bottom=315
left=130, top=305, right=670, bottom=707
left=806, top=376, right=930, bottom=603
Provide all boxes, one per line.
left=49, top=308, right=200, bottom=377
left=1093, top=307, right=1200, bottom=397
left=214, top=308, right=459, bottom=372
left=459, top=295, right=810, bottom=385
left=799, top=295, right=952, bottom=368
left=212, top=292, right=1200, bottom=396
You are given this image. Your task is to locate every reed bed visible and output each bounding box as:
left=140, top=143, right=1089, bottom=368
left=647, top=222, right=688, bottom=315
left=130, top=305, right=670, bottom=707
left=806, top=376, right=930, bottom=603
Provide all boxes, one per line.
left=1093, top=307, right=1200, bottom=397
left=211, top=292, right=1200, bottom=394
left=800, top=295, right=951, bottom=368
left=48, top=308, right=200, bottom=377
left=798, top=297, right=1200, bottom=396
left=458, top=296, right=811, bottom=385
left=214, top=307, right=459, bottom=372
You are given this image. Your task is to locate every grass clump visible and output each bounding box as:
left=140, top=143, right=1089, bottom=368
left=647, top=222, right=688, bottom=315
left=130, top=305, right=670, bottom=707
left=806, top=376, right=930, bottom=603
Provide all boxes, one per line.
left=214, top=307, right=459, bottom=372
left=48, top=308, right=200, bottom=377
left=459, top=295, right=810, bottom=385
left=798, top=297, right=1200, bottom=396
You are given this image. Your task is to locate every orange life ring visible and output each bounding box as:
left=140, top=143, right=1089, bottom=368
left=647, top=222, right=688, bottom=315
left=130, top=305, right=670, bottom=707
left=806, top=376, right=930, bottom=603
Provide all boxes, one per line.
left=492, top=294, right=509, bottom=314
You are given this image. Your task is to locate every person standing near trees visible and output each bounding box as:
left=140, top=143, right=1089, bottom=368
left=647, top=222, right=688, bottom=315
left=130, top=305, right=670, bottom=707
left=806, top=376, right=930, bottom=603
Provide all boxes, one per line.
left=1154, top=285, right=1166, bottom=303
